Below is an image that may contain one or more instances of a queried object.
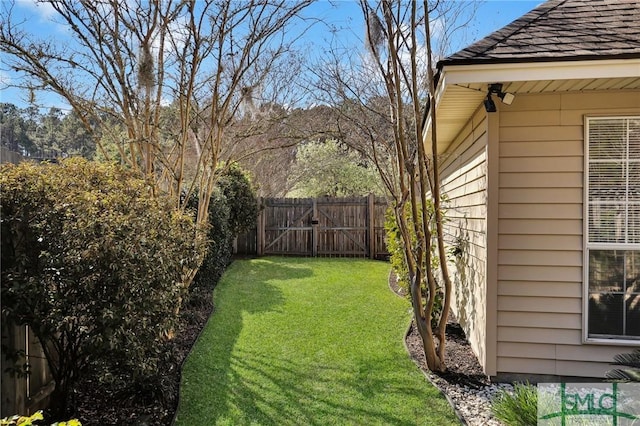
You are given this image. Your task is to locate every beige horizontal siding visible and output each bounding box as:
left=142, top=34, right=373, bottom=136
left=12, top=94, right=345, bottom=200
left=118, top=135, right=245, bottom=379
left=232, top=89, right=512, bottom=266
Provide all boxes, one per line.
left=498, top=357, right=556, bottom=375
left=561, top=107, right=640, bottom=125
left=500, top=172, right=583, bottom=188
left=500, top=188, right=582, bottom=204
left=560, top=91, right=640, bottom=110
left=446, top=216, right=485, bottom=233
left=498, top=234, right=582, bottom=250
left=446, top=177, right=486, bottom=201
left=499, top=156, right=583, bottom=172
left=555, top=344, right=630, bottom=363
left=555, top=361, right=612, bottom=378
left=499, top=204, right=582, bottom=220
left=499, top=220, right=582, bottom=235
left=498, top=296, right=582, bottom=313
left=500, top=110, right=561, bottom=127
left=498, top=342, right=556, bottom=359
left=441, top=106, right=490, bottom=371
left=499, top=250, right=581, bottom=266
left=498, top=312, right=581, bottom=329
left=442, top=156, right=486, bottom=186
left=500, top=125, right=582, bottom=143
left=498, top=281, right=581, bottom=298
left=495, top=89, right=640, bottom=379
left=450, top=191, right=486, bottom=209
left=496, top=342, right=637, bottom=378
left=498, top=265, right=581, bottom=282
left=499, top=92, right=561, bottom=111
left=500, top=140, right=582, bottom=157
left=498, top=327, right=581, bottom=345
left=497, top=344, right=634, bottom=364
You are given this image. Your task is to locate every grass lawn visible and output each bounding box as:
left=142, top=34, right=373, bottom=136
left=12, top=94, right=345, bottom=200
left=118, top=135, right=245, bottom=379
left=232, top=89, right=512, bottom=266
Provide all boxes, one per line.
left=175, top=257, right=459, bottom=425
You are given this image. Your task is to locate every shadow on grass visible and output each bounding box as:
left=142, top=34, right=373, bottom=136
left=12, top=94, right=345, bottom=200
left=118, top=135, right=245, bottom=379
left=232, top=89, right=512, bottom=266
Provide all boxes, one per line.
left=175, top=258, right=305, bottom=424
left=176, top=257, right=445, bottom=425
left=224, top=348, right=431, bottom=425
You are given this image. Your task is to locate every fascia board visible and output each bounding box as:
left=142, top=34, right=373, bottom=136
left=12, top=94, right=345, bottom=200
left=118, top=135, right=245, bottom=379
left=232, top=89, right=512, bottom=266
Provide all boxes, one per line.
left=441, top=58, right=640, bottom=86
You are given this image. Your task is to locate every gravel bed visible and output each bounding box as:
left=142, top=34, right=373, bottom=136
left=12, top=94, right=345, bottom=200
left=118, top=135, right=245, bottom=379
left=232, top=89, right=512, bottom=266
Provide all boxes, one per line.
left=404, top=322, right=511, bottom=426
left=426, top=370, right=513, bottom=426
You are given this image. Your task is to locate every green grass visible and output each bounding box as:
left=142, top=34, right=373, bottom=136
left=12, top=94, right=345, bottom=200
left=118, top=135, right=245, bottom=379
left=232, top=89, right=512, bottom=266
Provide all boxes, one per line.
left=175, top=257, right=459, bottom=425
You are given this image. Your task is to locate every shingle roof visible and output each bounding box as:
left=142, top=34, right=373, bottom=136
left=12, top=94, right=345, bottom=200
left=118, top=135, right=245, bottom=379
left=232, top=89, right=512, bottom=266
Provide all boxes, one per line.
left=439, top=0, right=640, bottom=66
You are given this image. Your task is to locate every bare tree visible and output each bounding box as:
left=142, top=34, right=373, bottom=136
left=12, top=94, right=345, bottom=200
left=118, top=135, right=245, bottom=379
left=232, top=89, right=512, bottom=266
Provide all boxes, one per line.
left=312, top=0, right=476, bottom=372
left=1, top=0, right=314, bottom=286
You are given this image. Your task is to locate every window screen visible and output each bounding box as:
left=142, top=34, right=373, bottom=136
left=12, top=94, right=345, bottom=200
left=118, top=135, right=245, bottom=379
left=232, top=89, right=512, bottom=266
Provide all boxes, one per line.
left=586, top=117, right=640, bottom=340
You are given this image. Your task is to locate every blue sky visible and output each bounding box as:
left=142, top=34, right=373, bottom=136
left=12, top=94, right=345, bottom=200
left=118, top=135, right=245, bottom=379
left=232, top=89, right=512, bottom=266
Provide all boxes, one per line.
left=0, top=0, right=542, bottom=111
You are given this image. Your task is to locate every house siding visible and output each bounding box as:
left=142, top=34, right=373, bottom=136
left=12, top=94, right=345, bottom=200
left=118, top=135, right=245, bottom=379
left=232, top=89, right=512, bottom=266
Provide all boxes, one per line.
left=439, top=106, right=490, bottom=370
left=494, top=89, right=640, bottom=379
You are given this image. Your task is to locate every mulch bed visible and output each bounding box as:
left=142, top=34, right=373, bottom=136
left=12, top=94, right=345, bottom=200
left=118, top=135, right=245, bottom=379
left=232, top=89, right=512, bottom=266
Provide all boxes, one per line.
left=70, top=266, right=486, bottom=425
left=72, top=292, right=214, bottom=425
left=389, top=271, right=490, bottom=388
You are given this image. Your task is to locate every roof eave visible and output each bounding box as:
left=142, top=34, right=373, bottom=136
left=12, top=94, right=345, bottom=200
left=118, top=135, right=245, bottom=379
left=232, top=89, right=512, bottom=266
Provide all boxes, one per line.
left=422, top=56, right=640, bottom=155
left=437, top=52, right=640, bottom=69
left=438, top=57, right=640, bottom=86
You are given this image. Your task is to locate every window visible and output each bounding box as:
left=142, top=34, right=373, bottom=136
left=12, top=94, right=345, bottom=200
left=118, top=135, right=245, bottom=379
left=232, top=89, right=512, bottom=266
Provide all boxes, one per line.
left=586, top=116, right=640, bottom=341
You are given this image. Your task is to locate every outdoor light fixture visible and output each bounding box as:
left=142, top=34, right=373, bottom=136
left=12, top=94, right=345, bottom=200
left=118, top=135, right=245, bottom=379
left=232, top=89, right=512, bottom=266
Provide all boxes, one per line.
left=483, top=94, right=497, bottom=113
left=499, top=91, right=515, bottom=105
left=484, top=83, right=515, bottom=112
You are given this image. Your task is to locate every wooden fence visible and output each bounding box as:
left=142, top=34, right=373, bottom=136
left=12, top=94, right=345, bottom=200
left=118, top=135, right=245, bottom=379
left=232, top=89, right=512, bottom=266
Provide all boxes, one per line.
left=1, top=314, right=54, bottom=417
left=235, top=195, right=389, bottom=259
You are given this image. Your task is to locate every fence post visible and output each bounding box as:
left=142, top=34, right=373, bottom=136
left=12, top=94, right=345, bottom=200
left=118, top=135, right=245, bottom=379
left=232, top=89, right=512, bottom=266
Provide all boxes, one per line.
left=312, top=198, right=318, bottom=257
left=368, top=193, right=375, bottom=259
left=257, top=197, right=264, bottom=256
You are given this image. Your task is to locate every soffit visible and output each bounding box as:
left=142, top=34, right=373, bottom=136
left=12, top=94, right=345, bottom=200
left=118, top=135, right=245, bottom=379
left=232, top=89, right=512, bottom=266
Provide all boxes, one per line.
left=430, top=72, right=640, bottom=155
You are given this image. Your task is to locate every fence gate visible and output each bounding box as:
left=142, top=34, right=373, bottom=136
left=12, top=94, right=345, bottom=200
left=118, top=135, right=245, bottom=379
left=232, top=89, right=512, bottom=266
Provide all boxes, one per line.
left=250, top=195, right=388, bottom=258
left=315, top=198, right=368, bottom=257
left=260, top=198, right=315, bottom=256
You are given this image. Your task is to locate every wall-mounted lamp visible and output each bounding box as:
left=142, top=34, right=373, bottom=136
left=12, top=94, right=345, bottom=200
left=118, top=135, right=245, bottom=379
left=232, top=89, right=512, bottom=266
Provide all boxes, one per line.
left=484, top=83, right=515, bottom=112
left=484, top=94, right=497, bottom=113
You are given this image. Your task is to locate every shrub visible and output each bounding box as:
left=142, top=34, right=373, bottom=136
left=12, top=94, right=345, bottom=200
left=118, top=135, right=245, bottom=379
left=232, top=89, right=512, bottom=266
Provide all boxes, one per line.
left=384, top=207, right=409, bottom=290
left=191, top=164, right=258, bottom=294
left=191, top=189, right=233, bottom=293
left=1, top=159, right=201, bottom=418
left=384, top=202, right=444, bottom=329
left=491, top=383, right=538, bottom=426
left=217, top=163, right=259, bottom=235
left=606, top=348, right=640, bottom=382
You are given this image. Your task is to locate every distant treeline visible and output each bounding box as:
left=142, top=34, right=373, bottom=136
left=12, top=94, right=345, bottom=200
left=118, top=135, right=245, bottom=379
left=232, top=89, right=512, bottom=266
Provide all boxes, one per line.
left=0, top=103, right=96, bottom=159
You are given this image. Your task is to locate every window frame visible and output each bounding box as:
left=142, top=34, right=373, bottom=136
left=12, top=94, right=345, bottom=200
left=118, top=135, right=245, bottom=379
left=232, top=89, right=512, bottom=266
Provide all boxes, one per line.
left=583, top=115, right=640, bottom=345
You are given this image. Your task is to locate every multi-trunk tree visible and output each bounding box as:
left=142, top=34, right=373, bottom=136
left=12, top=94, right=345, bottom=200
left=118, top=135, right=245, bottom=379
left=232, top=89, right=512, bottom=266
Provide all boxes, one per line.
left=313, top=0, right=476, bottom=372
left=1, top=0, right=314, bottom=286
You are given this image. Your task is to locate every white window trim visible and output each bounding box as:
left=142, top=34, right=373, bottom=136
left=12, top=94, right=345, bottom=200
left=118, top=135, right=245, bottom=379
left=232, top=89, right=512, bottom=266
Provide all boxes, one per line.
left=583, top=115, right=640, bottom=346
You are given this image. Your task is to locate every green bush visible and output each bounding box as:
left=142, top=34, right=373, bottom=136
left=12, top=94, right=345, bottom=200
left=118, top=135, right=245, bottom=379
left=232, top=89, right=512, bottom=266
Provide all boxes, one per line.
left=384, top=206, right=410, bottom=290
left=384, top=202, right=444, bottom=329
left=191, top=189, right=233, bottom=294
left=1, top=159, right=201, bottom=418
left=491, top=383, right=538, bottom=426
left=217, top=163, right=258, bottom=235
left=191, top=164, right=258, bottom=294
